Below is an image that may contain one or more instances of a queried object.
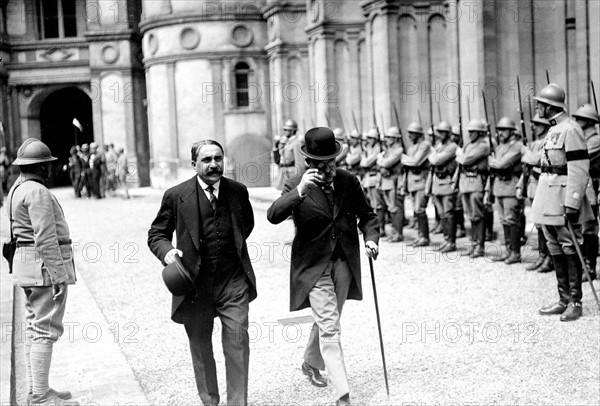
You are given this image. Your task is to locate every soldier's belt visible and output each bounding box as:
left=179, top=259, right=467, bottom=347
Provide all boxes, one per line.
left=17, top=239, right=72, bottom=248
left=541, top=165, right=567, bottom=175
left=464, top=170, right=487, bottom=177
left=409, top=168, right=424, bottom=174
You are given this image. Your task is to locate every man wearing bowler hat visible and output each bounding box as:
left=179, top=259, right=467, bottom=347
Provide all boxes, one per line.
left=267, top=127, right=379, bottom=406
left=148, top=140, right=256, bottom=405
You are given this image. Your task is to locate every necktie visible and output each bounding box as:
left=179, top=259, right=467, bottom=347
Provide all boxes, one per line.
left=322, top=184, right=334, bottom=209
left=206, top=185, right=217, bottom=212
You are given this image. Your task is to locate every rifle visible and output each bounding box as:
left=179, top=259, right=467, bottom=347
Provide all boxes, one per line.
left=482, top=90, right=495, bottom=205
left=393, top=102, right=408, bottom=196
left=592, top=81, right=599, bottom=112
left=452, top=89, right=464, bottom=191
left=517, top=76, right=529, bottom=146
left=325, top=112, right=331, bottom=127
left=351, top=110, right=360, bottom=133
left=437, top=102, right=442, bottom=123
left=546, top=69, right=551, bottom=85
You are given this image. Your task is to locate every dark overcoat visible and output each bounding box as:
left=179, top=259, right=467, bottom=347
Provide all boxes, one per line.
left=148, top=176, right=256, bottom=323
left=267, top=169, right=379, bottom=311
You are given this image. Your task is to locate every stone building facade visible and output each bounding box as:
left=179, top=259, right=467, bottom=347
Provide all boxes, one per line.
left=0, top=0, right=598, bottom=188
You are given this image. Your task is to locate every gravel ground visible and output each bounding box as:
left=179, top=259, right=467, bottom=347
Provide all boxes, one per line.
left=47, top=186, right=599, bottom=406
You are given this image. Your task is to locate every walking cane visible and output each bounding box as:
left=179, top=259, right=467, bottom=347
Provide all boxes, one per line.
left=368, top=257, right=390, bottom=397
left=565, top=219, right=600, bottom=311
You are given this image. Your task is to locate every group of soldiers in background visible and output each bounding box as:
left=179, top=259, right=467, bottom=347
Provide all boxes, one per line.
left=272, top=82, right=599, bottom=321
left=67, top=142, right=130, bottom=199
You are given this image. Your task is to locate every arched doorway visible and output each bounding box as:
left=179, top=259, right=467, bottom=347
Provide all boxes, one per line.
left=39, top=87, right=93, bottom=187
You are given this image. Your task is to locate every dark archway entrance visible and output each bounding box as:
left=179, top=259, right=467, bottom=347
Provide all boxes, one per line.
left=40, top=87, right=93, bottom=187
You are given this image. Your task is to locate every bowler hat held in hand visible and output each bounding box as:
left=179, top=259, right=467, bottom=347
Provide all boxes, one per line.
left=162, top=255, right=196, bottom=296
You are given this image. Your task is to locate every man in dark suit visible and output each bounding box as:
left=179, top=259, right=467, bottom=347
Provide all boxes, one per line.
left=148, top=140, right=256, bottom=405
left=267, top=127, right=379, bottom=406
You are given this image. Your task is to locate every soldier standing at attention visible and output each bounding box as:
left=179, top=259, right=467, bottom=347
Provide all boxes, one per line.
left=518, top=114, right=553, bottom=272
left=456, top=119, right=490, bottom=258
left=333, top=128, right=349, bottom=168
left=345, top=130, right=363, bottom=181
left=376, top=126, right=404, bottom=242
left=360, top=128, right=382, bottom=213
left=402, top=122, right=433, bottom=247
left=275, top=119, right=305, bottom=190
left=488, top=117, right=523, bottom=264
left=572, top=103, right=600, bottom=282
left=533, top=84, right=592, bottom=322
left=428, top=121, right=458, bottom=252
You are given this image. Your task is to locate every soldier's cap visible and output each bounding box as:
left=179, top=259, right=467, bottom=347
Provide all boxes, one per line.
left=348, top=129, right=361, bottom=139
left=365, top=128, right=380, bottom=139
left=496, top=117, right=517, bottom=131
left=533, top=83, right=567, bottom=110
left=466, top=119, right=487, bottom=133
left=333, top=128, right=346, bottom=140
left=384, top=126, right=402, bottom=138
left=572, top=103, right=600, bottom=124
left=434, top=121, right=452, bottom=133
left=12, top=138, right=57, bottom=166
left=451, top=126, right=461, bottom=136
left=300, top=127, right=342, bottom=161
left=407, top=122, right=424, bottom=134
left=162, top=255, right=196, bottom=297
left=531, top=113, right=551, bottom=127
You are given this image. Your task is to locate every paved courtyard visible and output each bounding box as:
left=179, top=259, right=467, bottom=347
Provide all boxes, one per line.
left=1, top=184, right=599, bottom=406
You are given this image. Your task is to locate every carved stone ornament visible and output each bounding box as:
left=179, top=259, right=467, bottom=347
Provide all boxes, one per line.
left=101, top=44, right=120, bottom=64
left=231, top=24, right=254, bottom=48
left=180, top=27, right=201, bottom=50
left=148, top=33, right=158, bottom=55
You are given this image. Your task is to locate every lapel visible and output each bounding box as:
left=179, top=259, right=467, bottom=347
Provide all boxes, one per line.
left=307, top=185, right=332, bottom=216
left=332, top=173, right=346, bottom=218
left=221, top=179, right=244, bottom=254
left=178, top=177, right=202, bottom=252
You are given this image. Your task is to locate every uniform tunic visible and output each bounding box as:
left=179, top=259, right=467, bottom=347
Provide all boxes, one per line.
left=376, top=143, right=403, bottom=213
left=489, top=139, right=523, bottom=226
left=402, top=140, right=432, bottom=214
left=429, top=141, right=458, bottom=218
left=457, top=137, right=490, bottom=222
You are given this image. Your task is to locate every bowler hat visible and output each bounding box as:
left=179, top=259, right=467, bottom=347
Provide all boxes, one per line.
left=300, top=127, right=342, bottom=161
left=162, top=255, right=195, bottom=296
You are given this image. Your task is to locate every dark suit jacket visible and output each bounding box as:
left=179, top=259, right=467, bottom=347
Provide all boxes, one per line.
left=148, top=176, right=257, bottom=323
left=267, top=169, right=379, bottom=311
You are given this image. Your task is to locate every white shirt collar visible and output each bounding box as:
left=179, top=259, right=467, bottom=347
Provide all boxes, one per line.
left=197, top=177, right=220, bottom=198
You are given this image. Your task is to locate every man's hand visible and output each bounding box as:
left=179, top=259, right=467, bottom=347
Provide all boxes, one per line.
left=564, top=206, right=580, bottom=225
left=53, top=283, right=67, bottom=301
left=365, top=241, right=379, bottom=260
left=164, top=248, right=183, bottom=265
left=515, top=187, right=523, bottom=200
left=297, top=168, right=322, bottom=196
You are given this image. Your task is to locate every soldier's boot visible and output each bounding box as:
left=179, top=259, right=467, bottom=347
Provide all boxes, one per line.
left=493, top=225, right=512, bottom=262
left=456, top=209, right=466, bottom=238
left=29, top=343, right=80, bottom=406
left=412, top=213, right=430, bottom=247
left=376, top=210, right=387, bottom=238
left=539, top=255, right=570, bottom=315
left=440, top=216, right=457, bottom=253
left=437, top=218, right=449, bottom=251
left=560, top=254, right=583, bottom=322
left=466, top=220, right=478, bottom=256
left=470, top=221, right=486, bottom=258
left=389, top=212, right=404, bottom=243
left=519, top=210, right=528, bottom=245
left=527, top=229, right=547, bottom=270
left=484, top=209, right=496, bottom=241
left=505, top=224, right=522, bottom=264
left=582, top=234, right=598, bottom=282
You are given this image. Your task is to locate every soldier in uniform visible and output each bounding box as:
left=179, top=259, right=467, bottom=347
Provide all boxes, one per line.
left=376, top=126, right=404, bottom=242
left=360, top=128, right=382, bottom=216
left=488, top=117, right=524, bottom=264
left=456, top=119, right=490, bottom=258
left=77, top=143, right=91, bottom=198
left=572, top=103, right=600, bottom=281
left=402, top=122, right=433, bottom=247
left=428, top=121, right=458, bottom=252
left=275, top=119, right=305, bottom=190
left=333, top=128, right=349, bottom=168
left=89, top=142, right=106, bottom=199
left=451, top=126, right=467, bottom=238
left=345, top=130, right=363, bottom=180
left=517, top=114, right=553, bottom=272
left=533, top=84, right=592, bottom=322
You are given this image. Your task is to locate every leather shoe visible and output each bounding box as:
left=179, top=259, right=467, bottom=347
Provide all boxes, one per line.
left=560, top=302, right=582, bottom=322
left=388, top=235, right=403, bottom=243
left=336, top=394, right=352, bottom=406
left=411, top=237, right=430, bottom=247
left=30, top=390, right=79, bottom=406
left=526, top=255, right=546, bottom=271
left=539, top=301, right=568, bottom=315
left=302, top=362, right=327, bottom=387
left=504, top=252, right=521, bottom=265
left=27, top=388, right=72, bottom=406
left=536, top=256, right=554, bottom=273
left=440, top=243, right=456, bottom=253
left=470, top=246, right=485, bottom=258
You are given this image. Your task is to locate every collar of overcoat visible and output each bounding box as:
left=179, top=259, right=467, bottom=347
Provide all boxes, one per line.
left=305, top=172, right=346, bottom=218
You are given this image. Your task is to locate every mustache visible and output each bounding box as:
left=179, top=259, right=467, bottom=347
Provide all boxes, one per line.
left=206, top=169, right=223, bottom=175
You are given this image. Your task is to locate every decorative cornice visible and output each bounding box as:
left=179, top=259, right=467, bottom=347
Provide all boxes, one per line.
left=265, top=42, right=309, bottom=56
left=306, top=21, right=365, bottom=38
left=4, top=60, right=89, bottom=70
left=262, top=2, right=306, bottom=20
left=143, top=50, right=269, bottom=68
left=360, top=0, right=400, bottom=17
left=140, top=12, right=265, bottom=34
left=85, top=29, right=141, bottom=42
left=9, top=38, right=89, bottom=51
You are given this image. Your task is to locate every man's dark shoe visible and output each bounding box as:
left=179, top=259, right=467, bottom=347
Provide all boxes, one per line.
left=493, top=249, right=511, bottom=262
left=440, top=243, right=456, bottom=253
left=539, top=301, right=568, bottom=315
left=27, top=389, right=72, bottom=406
left=526, top=255, right=546, bottom=271
left=504, top=252, right=521, bottom=265
left=536, top=256, right=554, bottom=273
left=412, top=237, right=430, bottom=247
left=470, top=246, right=485, bottom=258
left=30, top=390, right=79, bottom=406
left=389, top=234, right=403, bottom=243
left=301, top=362, right=327, bottom=387
left=560, top=302, right=582, bottom=322
left=336, top=394, right=352, bottom=406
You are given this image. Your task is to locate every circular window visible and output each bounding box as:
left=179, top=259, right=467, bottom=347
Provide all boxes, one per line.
left=180, top=27, right=200, bottom=50
left=101, top=44, right=120, bottom=64
left=231, top=24, right=254, bottom=48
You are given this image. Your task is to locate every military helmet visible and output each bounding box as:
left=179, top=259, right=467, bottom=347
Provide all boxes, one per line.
left=81, top=143, right=89, bottom=151
left=572, top=103, right=600, bottom=123
left=531, top=113, right=551, bottom=127
left=533, top=83, right=567, bottom=110
left=12, top=138, right=57, bottom=166
left=407, top=122, right=423, bottom=134
left=496, top=117, right=517, bottom=131
left=365, top=128, right=379, bottom=139
left=333, top=127, right=346, bottom=140
left=466, top=119, right=487, bottom=133
left=348, top=129, right=361, bottom=139
left=451, top=126, right=461, bottom=136
left=384, top=126, right=402, bottom=138
left=434, top=121, right=452, bottom=133
left=283, top=119, right=298, bottom=131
